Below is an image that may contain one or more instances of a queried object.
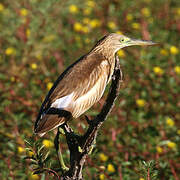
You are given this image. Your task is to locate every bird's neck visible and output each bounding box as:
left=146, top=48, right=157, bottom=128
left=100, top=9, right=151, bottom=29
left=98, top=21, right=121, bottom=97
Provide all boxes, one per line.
left=89, top=46, right=116, bottom=84
left=91, top=46, right=116, bottom=64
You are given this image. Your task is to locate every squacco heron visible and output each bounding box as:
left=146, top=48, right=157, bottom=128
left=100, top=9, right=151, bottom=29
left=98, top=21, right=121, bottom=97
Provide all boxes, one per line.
left=34, top=33, right=156, bottom=136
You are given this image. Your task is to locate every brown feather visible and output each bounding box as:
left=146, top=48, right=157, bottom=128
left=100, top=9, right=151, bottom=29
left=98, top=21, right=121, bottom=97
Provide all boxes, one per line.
left=49, top=53, right=109, bottom=103
left=35, top=115, right=66, bottom=136
left=71, top=61, right=110, bottom=117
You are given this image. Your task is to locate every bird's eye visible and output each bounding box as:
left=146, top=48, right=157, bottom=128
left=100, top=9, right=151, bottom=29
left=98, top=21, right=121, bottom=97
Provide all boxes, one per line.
left=120, top=38, right=125, bottom=43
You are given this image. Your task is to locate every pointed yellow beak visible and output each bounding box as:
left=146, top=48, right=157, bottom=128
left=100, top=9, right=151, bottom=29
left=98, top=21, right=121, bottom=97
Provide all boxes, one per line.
left=128, top=38, right=157, bottom=46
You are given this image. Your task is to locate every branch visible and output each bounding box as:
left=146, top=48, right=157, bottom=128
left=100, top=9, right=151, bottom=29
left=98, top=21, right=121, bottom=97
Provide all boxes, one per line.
left=59, top=55, right=123, bottom=180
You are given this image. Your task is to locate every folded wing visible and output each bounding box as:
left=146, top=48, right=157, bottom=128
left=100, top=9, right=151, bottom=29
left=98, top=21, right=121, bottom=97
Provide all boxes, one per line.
left=34, top=53, right=111, bottom=136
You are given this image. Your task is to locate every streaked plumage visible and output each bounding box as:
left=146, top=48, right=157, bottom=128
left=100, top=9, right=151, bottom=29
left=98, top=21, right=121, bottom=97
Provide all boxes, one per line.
left=34, top=33, right=156, bottom=136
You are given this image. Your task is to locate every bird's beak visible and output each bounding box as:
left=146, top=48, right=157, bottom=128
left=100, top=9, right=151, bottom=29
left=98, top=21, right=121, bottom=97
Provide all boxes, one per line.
left=128, top=38, right=157, bottom=46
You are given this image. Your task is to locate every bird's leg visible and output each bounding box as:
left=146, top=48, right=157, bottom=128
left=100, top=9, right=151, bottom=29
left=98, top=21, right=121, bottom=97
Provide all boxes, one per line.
left=54, top=127, right=69, bottom=172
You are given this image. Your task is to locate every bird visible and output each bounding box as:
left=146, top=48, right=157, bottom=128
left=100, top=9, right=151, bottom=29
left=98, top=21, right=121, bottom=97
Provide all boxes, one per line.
left=34, top=33, right=156, bottom=136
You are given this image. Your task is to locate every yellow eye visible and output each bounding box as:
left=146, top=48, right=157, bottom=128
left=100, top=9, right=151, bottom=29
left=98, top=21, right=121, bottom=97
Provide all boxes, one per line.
left=120, top=38, right=125, bottom=43
left=120, top=37, right=130, bottom=43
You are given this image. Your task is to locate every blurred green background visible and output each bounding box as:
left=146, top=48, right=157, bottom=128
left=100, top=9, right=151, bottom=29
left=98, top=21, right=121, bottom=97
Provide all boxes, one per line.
left=0, top=0, right=180, bottom=179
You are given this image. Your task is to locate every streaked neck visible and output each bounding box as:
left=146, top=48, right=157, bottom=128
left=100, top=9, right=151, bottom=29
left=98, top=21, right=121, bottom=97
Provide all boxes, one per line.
left=90, top=45, right=116, bottom=62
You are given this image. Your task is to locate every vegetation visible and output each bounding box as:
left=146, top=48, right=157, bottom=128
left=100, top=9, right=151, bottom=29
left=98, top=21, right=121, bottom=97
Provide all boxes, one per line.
left=0, top=0, right=179, bottom=179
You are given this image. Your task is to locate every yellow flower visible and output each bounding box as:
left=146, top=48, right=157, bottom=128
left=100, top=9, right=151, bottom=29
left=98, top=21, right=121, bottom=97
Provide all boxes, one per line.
left=132, top=23, right=140, bottom=30
left=28, top=150, right=34, bottom=157
left=117, top=50, right=125, bottom=58
left=166, top=117, right=174, bottom=127
left=136, top=99, right=146, bottom=107
left=18, top=146, right=25, bottom=154
left=141, top=8, right=151, bottom=17
left=139, top=178, right=145, bottom=180
left=42, top=139, right=54, bottom=148
left=156, top=146, right=163, bottom=154
left=107, top=164, right=115, bottom=173
left=160, top=49, right=168, bottom=56
left=30, top=173, right=39, bottom=180
left=10, top=76, right=15, bottom=82
left=177, top=129, right=180, bottom=135
left=107, top=21, right=116, bottom=30
left=86, top=1, right=96, bottom=8
left=31, top=63, right=37, bottom=70
left=73, top=22, right=83, bottom=32
left=99, top=153, right=108, bottom=162
left=89, top=19, right=100, bottom=28
left=0, top=3, right=5, bottom=12
left=69, top=5, right=78, bottom=14
left=5, top=47, right=16, bottom=55
left=99, top=173, right=105, bottom=180
left=176, top=8, right=180, bottom=16
left=81, top=26, right=89, bottom=33
left=126, top=14, right=133, bottom=21
left=153, top=66, right=164, bottom=76
left=26, top=29, right=31, bottom=37
left=167, top=141, right=176, bottom=149
left=83, top=8, right=91, bottom=15
left=174, top=66, right=180, bottom=75
left=83, top=18, right=90, bottom=24
left=170, top=46, right=179, bottom=55
left=20, top=8, right=28, bottom=16
left=116, top=31, right=123, bottom=35
left=47, top=82, right=53, bottom=90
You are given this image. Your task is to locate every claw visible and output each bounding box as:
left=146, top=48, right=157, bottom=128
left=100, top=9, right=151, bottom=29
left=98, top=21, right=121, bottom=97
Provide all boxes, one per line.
left=78, top=146, right=83, bottom=153
left=59, top=127, right=65, bottom=135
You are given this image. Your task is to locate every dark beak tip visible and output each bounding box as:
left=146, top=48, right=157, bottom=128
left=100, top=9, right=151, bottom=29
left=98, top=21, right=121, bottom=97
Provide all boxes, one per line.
left=145, top=41, right=160, bottom=46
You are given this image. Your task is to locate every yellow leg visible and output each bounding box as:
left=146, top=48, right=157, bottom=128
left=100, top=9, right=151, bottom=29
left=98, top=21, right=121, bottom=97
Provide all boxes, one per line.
left=54, top=127, right=69, bottom=172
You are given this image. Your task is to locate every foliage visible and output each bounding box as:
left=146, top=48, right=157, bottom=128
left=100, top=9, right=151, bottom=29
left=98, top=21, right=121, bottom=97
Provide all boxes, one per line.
left=0, top=0, right=180, bottom=179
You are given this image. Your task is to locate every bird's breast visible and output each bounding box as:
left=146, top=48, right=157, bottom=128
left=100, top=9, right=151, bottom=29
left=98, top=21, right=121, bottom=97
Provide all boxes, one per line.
left=72, top=60, right=110, bottom=118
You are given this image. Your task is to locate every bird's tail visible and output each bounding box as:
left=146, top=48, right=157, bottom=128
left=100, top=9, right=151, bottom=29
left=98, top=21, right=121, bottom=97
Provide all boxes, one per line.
left=34, top=114, right=66, bottom=137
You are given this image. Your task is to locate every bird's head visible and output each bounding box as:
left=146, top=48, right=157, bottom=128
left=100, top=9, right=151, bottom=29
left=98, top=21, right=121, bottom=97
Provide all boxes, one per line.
left=94, top=33, right=157, bottom=56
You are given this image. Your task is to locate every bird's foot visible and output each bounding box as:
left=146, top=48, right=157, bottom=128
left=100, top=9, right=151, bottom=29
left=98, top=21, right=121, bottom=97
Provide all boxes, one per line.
left=78, top=146, right=83, bottom=153
left=61, top=164, right=69, bottom=172
left=88, top=138, right=96, bottom=155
